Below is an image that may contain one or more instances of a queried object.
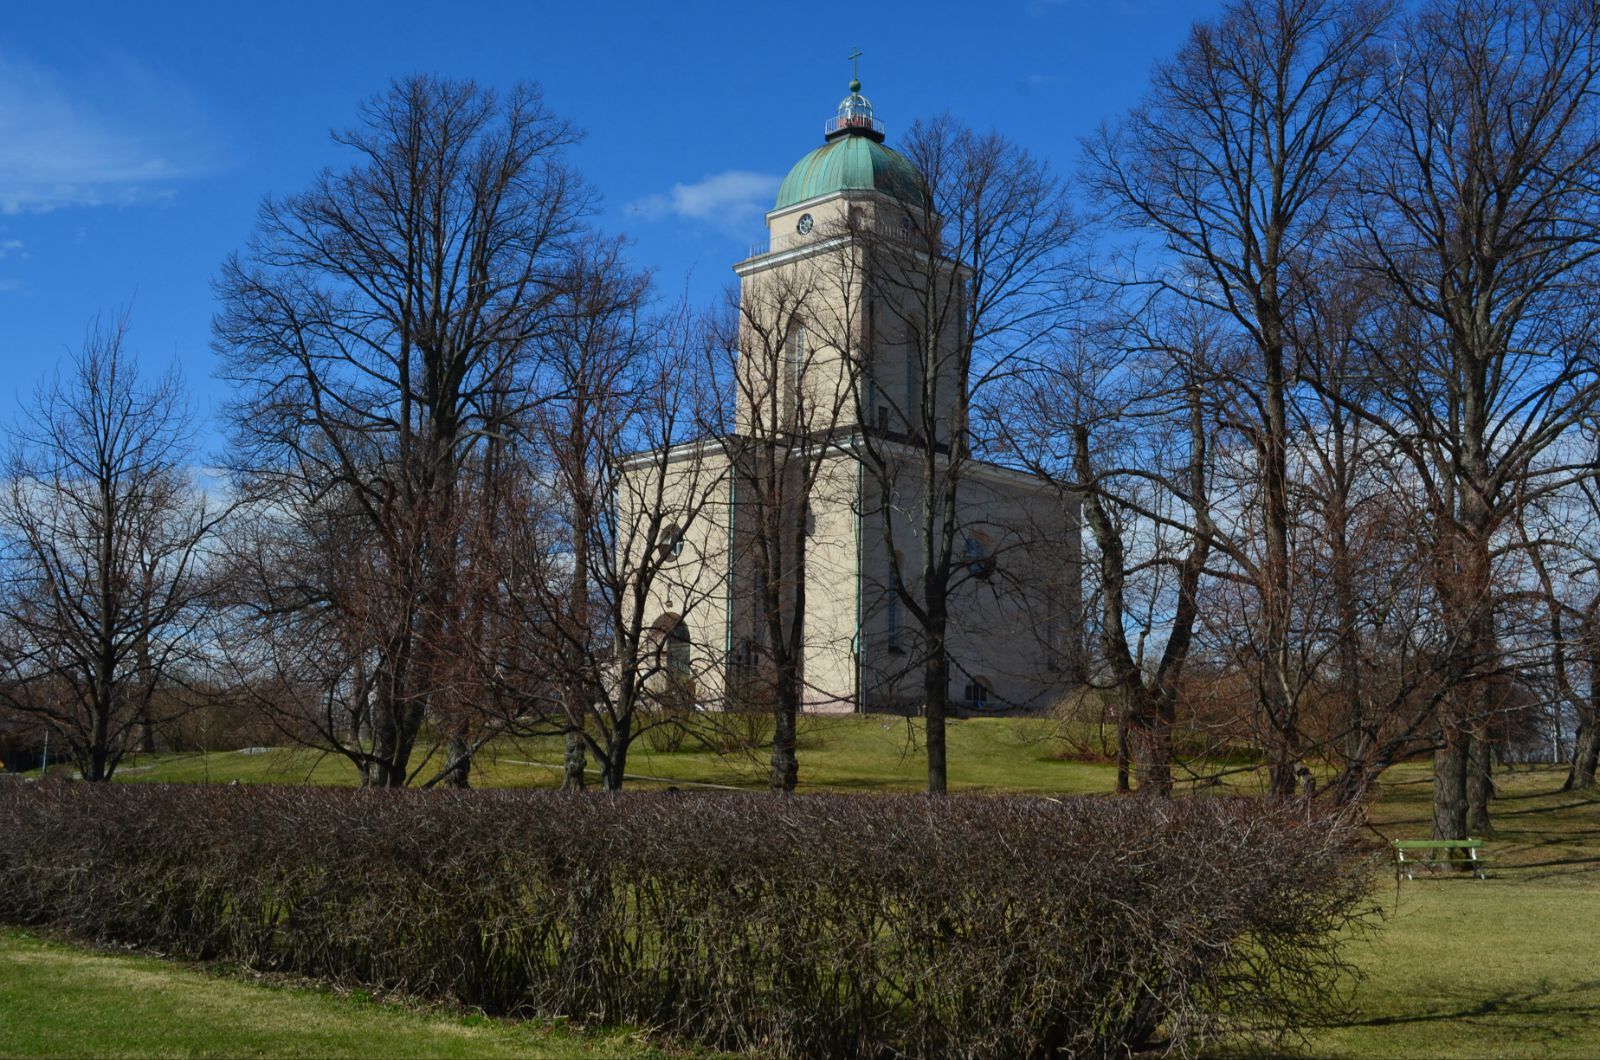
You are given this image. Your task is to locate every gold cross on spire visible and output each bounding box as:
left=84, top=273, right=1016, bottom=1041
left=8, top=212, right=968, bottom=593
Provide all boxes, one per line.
left=848, top=47, right=864, bottom=82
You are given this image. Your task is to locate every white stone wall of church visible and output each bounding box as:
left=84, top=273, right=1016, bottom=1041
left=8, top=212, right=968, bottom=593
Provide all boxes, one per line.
left=795, top=451, right=865, bottom=712
left=855, top=455, right=1081, bottom=713
left=620, top=447, right=734, bottom=708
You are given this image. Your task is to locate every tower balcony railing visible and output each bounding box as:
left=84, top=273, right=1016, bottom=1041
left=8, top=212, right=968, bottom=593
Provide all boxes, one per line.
left=825, top=114, right=885, bottom=137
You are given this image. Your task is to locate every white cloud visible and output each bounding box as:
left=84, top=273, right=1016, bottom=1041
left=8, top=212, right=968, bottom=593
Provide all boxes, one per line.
left=0, top=238, right=22, bottom=259
left=628, top=170, right=781, bottom=232
left=0, top=52, right=213, bottom=214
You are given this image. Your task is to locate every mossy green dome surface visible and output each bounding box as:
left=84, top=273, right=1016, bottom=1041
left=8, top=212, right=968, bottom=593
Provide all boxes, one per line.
left=774, top=136, right=925, bottom=210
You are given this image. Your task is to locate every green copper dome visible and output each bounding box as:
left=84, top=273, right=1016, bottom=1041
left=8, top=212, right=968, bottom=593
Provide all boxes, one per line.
left=774, top=80, right=926, bottom=211
left=775, top=136, right=925, bottom=210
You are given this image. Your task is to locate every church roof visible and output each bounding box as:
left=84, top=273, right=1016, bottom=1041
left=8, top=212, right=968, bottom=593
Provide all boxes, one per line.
left=774, top=80, right=926, bottom=211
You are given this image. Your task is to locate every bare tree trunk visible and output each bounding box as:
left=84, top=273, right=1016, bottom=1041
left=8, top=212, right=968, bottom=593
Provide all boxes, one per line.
left=921, top=403, right=954, bottom=797
left=1115, top=701, right=1132, bottom=794
left=1133, top=691, right=1176, bottom=797
left=445, top=725, right=471, bottom=789
left=1561, top=610, right=1598, bottom=791
left=924, top=616, right=949, bottom=794
left=1436, top=510, right=1498, bottom=836
left=89, top=691, right=111, bottom=783
left=1568, top=615, right=1600, bottom=790
left=1433, top=726, right=1470, bottom=841
left=370, top=664, right=423, bottom=789
left=1466, top=732, right=1493, bottom=834
left=602, top=723, right=630, bottom=792
left=767, top=470, right=808, bottom=794
left=1261, top=325, right=1301, bottom=801
left=1569, top=710, right=1600, bottom=791
left=770, top=682, right=799, bottom=792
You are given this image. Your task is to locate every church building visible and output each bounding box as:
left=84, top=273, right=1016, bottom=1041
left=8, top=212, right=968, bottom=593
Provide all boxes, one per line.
left=630, top=76, right=1079, bottom=715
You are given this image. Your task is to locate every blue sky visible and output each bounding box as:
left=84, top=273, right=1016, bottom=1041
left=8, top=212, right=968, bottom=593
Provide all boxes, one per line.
left=0, top=0, right=1212, bottom=454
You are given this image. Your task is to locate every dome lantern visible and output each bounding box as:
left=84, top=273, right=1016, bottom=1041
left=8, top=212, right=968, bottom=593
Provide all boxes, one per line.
left=824, top=49, right=885, bottom=142
left=773, top=52, right=925, bottom=212
left=825, top=79, right=885, bottom=143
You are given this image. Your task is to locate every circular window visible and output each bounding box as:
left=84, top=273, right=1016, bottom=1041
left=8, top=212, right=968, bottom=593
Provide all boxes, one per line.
left=659, top=525, right=685, bottom=562
left=963, top=534, right=995, bottom=580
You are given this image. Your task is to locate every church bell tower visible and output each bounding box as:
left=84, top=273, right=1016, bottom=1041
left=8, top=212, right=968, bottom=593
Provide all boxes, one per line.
left=732, top=72, right=936, bottom=443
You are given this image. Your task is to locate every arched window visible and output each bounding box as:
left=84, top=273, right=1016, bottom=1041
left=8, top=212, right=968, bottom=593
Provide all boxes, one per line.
left=963, top=533, right=995, bottom=581
left=648, top=613, right=694, bottom=711
left=665, top=619, right=691, bottom=676
left=787, top=320, right=807, bottom=398
left=649, top=613, right=693, bottom=678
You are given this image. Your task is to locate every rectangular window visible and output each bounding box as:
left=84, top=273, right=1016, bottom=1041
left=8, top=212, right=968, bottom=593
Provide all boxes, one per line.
left=887, top=560, right=902, bottom=653
left=789, top=324, right=807, bottom=401
left=1045, top=604, right=1061, bottom=672
left=906, top=342, right=921, bottom=425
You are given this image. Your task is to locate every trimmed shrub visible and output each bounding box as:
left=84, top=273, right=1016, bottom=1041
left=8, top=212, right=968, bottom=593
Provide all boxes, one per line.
left=0, top=784, right=1377, bottom=1057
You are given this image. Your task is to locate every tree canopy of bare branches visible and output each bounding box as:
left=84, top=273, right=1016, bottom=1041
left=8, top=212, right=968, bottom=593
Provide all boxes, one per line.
left=1343, top=0, right=1600, bottom=835
left=214, top=75, right=590, bottom=786
left=855, top=115, right=1079, bottom=794
left=0, top=315, right=225, bottom=781
left=1086, top=0, right=1395, bottom=798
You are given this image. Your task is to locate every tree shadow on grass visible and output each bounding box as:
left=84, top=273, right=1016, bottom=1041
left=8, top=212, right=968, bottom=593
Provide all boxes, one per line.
left=1507, top=855, right=1600, bottom=883
left=1318, top=978, right=1600, bottom=1049
left=1492, top=798, right=1600, bottom=818
left=1221, top=981, right=1600, bottom=1058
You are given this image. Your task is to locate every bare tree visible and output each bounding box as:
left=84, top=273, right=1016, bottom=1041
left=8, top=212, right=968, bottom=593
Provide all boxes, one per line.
left=1346, top=0, right=1600, bottom=836
left=1519, top=493, right=1600, bottom=790
left=853, top=116, right=1077, bottom=794
left=1003, top=305, right=1217, bottom=796
left=705, top=250, right=863, bottom=791
left=0, top=315, right=224, bottom=781
left=494, top=278, right=723, bottom=792
left=214, top=75, right=588, bottom=786
left=517, top=241, right=650, bottom=790
left=1085, top=0, right=1393, bottom=796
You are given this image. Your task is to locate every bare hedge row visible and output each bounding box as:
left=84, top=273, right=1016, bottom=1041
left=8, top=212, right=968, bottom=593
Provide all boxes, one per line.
left=0, top=784, right=1378, bottom=1057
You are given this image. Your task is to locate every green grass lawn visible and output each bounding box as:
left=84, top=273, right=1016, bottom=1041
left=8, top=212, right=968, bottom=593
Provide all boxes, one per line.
left=1304, top=881, right=1600, bottom=1058
left=98, top=714, right=1199, bottom=794
left=9, top=719, right=1600, bottom=1057
left=0, top=930, right=664, bottom=1059
left=1302, top=764, right=1600, bottom=1058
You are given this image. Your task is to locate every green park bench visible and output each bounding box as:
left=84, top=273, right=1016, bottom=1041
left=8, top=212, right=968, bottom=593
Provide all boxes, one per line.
left=1392, top=838, right=1489, bottom=880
